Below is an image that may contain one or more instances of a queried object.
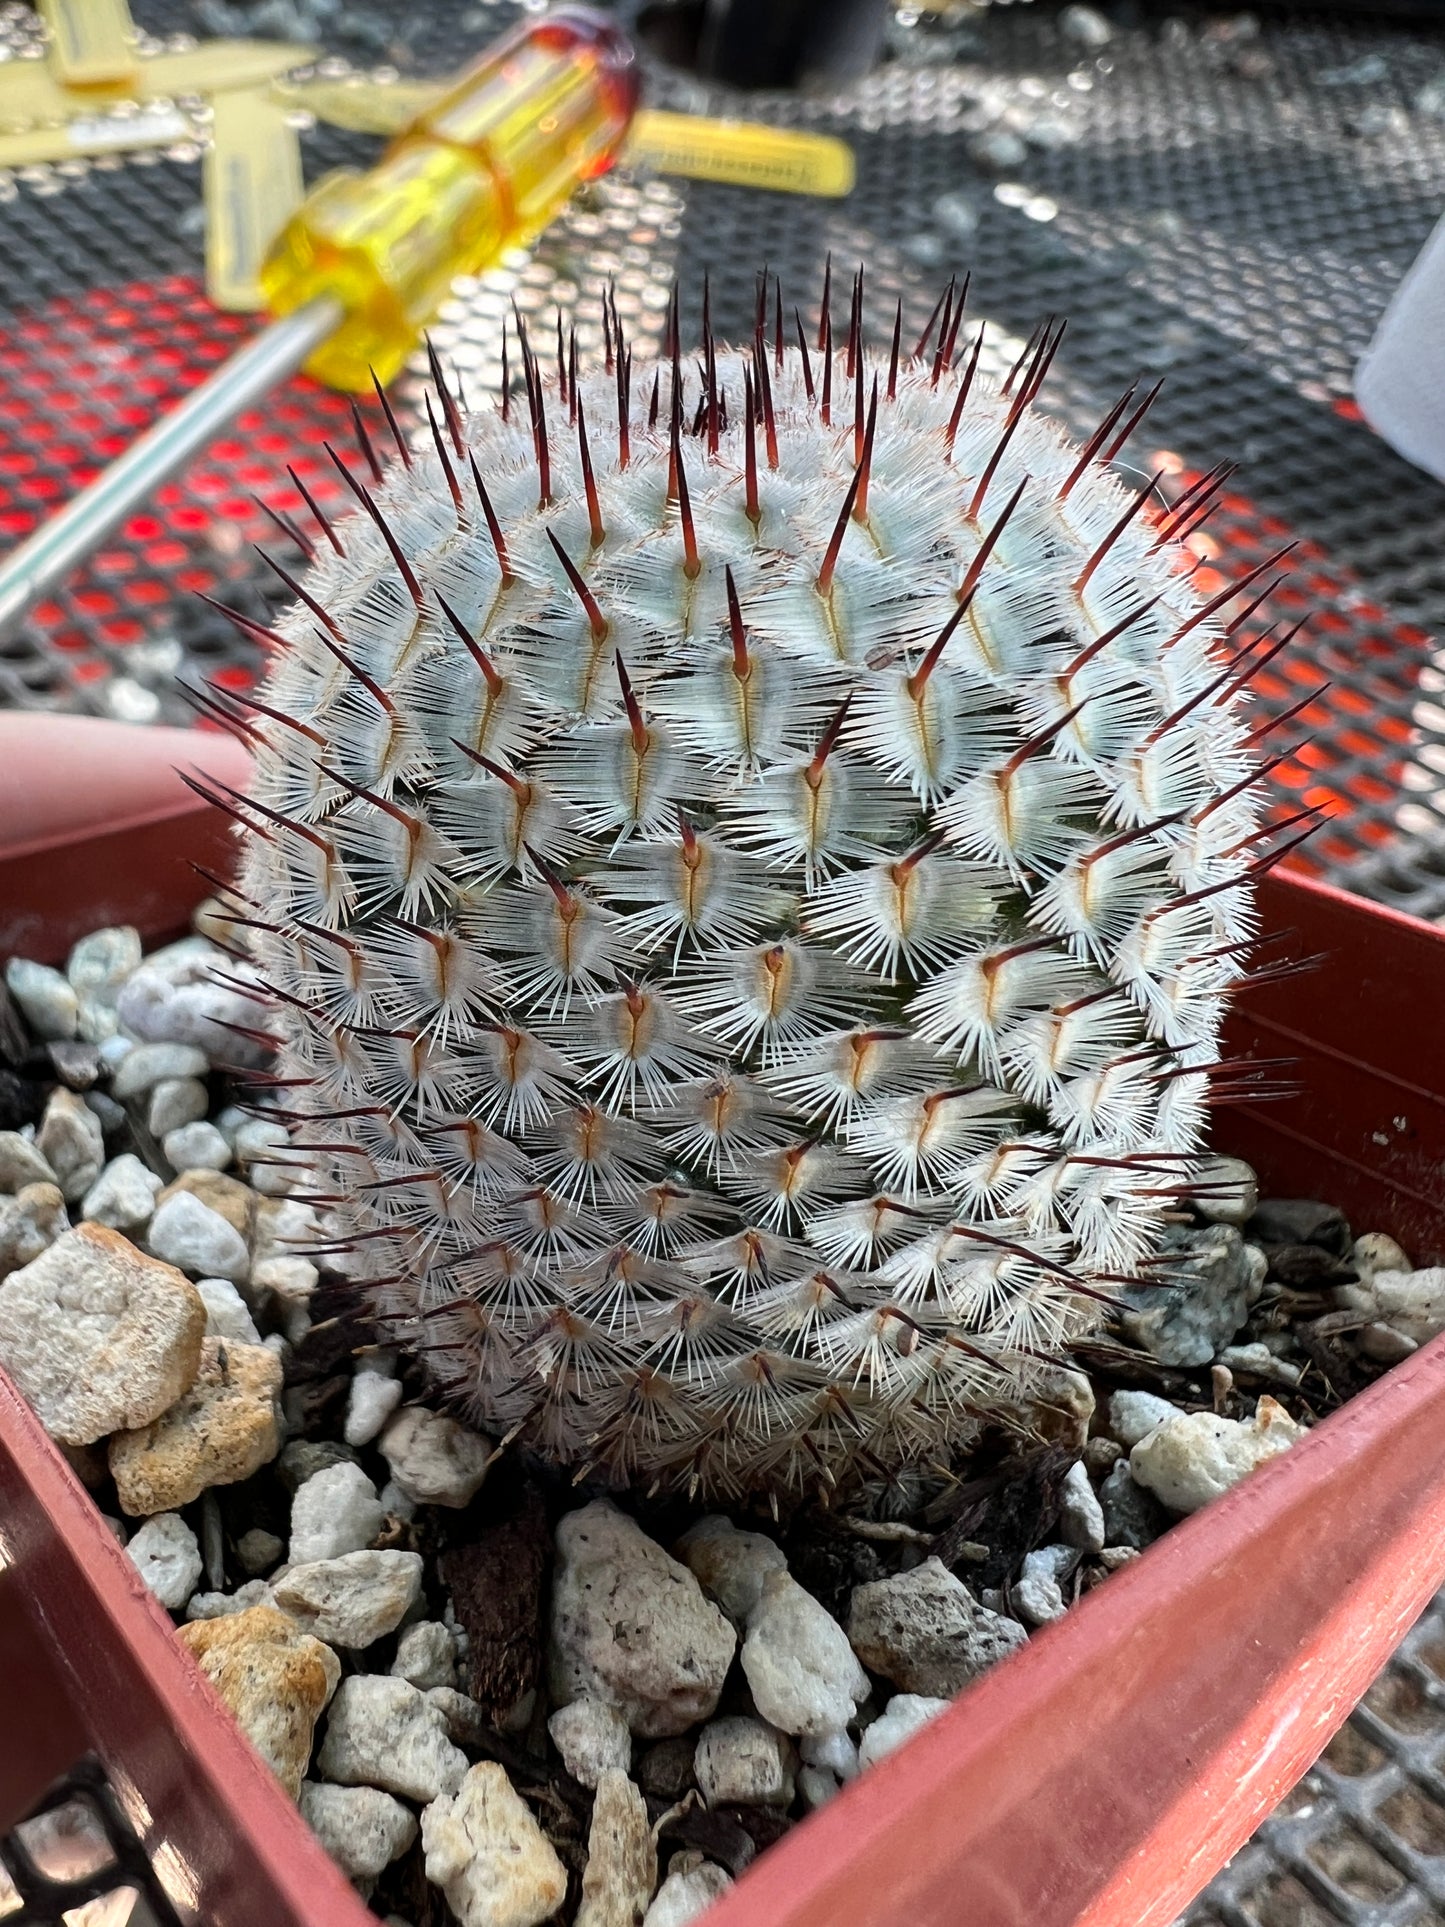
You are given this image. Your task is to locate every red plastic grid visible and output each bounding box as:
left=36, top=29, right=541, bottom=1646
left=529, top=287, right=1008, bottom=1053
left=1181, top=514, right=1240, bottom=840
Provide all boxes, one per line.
left=0, top=274, right=389, bottom=701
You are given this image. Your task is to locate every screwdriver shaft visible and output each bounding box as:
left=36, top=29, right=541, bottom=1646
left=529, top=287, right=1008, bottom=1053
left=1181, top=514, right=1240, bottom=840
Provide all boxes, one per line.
left=0, top=294, right=343, bottom=646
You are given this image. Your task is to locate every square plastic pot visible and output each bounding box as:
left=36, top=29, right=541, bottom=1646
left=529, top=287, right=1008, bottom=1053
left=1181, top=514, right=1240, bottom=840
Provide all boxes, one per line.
left=2, top=725, right=1445, bottom=1927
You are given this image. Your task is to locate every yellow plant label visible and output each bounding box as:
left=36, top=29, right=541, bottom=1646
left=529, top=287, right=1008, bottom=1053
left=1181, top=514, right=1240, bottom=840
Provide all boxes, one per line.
left=37, top=0, right=136, bottom=88
left=271, top=72, right=437, bottom=136
left=205, top=86, right=304, bottom=312
left=0, top=106, right=190, bottom=165
left=628, top=110, right=854, bottom=197
left=0, top=39, right=311, bottom=135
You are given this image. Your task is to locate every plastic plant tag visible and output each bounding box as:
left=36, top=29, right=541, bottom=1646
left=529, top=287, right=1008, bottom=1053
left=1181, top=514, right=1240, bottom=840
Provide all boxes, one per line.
left=270, top=72, right=439, bottom=136
left=205, top=87, right=304, bottom=312
left=0, top=39, right=312, bottom=135
left=1355, top=210, right=1445, bottom=486
left=37, top=0, right=136, bottom=88
left=628, top=109, right=855, bottom=196
left=0, top=106, right=190, bottom=166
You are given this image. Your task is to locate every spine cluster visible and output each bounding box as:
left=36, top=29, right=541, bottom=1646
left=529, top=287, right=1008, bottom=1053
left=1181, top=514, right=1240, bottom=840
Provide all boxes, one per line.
left=205, top=270, right=1287, bottom=1499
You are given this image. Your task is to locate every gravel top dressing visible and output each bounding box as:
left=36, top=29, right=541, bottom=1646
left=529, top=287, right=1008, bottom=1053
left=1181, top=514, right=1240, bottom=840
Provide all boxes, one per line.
left=2, top=915, right=1439, bottom=1927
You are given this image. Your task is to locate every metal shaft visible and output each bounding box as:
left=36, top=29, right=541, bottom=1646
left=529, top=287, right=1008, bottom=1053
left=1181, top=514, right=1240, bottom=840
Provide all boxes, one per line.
left=0, top=295, right=344, bottom=646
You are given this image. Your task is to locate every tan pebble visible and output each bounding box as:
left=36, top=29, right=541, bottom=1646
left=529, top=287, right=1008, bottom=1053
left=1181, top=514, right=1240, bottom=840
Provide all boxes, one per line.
left=178, top=1603, right=338, bottom=1798
left=422, top=1762, right=568, bottom=1927
left=577, top=1769, right=657, bottom=1927
left=110, top=1336, right=282, bottom=1514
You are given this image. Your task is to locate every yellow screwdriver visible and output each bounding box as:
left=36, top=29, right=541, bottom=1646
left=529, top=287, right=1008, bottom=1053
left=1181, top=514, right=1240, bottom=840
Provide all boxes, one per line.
left=0, top=5, right=639, bottom=642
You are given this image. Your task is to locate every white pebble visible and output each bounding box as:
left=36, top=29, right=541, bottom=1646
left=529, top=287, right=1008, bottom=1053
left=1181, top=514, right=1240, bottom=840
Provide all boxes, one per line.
left=289, top=1460, right=386, bottom=1565
left=162, top=1120, right=233, bottom=1172
left=115, top=944, right=269, bottom=1065
left=318, top=1674, right=468, bottom=1803
left=1218, top=1342, right=1302, bottom=1387
left=148, top=1191, right=249, bottom=1282
left=36, top=1089, right=104, bottom=1204
left=643, top=1862, right=732, bottom=1927
left=111, top=1041, right=209, bottom=1099
left=392, top=1621, right=458, bottom=1692
left=97, top=1034, right=134, bottom=1075
left=251, top=1154, right=300, bottom=1198
left=299, top=1782, right=417, bottom=1881
left=1057, top=1460, right=1106, bottom=1552
left=1108, top=1389, right=1182, bottom=1448
left=548, top=1696, right=632, bottom=1789
left=0, top=1131, right=58, bottom=1192
left=147, top=1077, right=209, bottom=1141
left=67, top=925, right=141, bottom=1004
left=185, top=1578, right=275, bottom=1619
left=196, top=1276, right=261, bottom=1345
left=550, top=1500, right=736, bottom=1738
left=800, top=1728, right=859, bottom=1782
left=81, top=1154, right=163, bottom=1232
left=232, top=1115, right=289, bottom=1164
left=741, top=1571, right=870, bottom=1739
left=578, top=1769, right=655, bottom=1927
left=858, top=1694, right=951, bottom=1771
left=1356, top=1266, right=1445, bottom=1347
left=344, top=1369, right=404, bottom=1447
left=5, top=958, right=79, bottom=1040
left=273, top=1550, right=423, bottom=1649
left=1190, top=1154, right=1259, bottom=1228
left=379, top=1406, right=492, bottom=1508
left=0, top=1183, right=67, bottom=1279
left=674, top=1514, right=787, bottom=1622
left=798, top=1764, right=839, bottom=1809
left=1013, top=1546, right=1077, bottom=1627
left=0, top=1222, right=204, bottom=1445
left=1131, top=1396, right=1306, bottom=1515
left=126, top=1512, right=202, bottom=1610
left=251, top=1194, right=317, bottom=1265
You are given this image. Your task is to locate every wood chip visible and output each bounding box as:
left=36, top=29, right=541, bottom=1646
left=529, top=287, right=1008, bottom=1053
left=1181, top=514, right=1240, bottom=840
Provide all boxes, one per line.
left=441, top=1480, right=549, bottom=1722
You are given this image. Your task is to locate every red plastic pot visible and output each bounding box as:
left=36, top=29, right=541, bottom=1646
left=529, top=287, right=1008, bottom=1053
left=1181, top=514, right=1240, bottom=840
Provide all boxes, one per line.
left=2, top=715, right=1445, bottom=1926
left=0, top=714, right=251, bottom=962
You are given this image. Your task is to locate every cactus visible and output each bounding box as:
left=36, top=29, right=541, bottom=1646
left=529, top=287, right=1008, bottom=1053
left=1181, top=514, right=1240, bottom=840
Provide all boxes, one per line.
left=212, top=273, right=1282, bottom=1499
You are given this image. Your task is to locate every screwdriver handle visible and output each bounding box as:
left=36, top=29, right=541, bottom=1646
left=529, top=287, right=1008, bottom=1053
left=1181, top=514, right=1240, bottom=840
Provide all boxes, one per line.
left=260, top=6, right=640, bottom=391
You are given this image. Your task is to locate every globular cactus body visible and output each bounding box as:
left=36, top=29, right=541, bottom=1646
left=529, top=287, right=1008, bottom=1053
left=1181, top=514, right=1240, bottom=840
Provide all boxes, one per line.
left=230, top=278, right=1269, bottom=1499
